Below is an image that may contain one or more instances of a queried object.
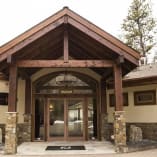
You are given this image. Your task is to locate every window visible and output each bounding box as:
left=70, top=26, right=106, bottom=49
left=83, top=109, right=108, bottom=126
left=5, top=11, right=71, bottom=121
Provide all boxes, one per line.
left=109, top=93, right=128, bottom=107
left=134, top=90, right=156, bottom=106
left=0, top=93, right=8, bottom=105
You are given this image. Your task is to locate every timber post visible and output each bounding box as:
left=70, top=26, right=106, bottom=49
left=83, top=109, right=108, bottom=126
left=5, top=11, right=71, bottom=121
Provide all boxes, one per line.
left=100, top=78, right=108, bottom=140
left=113, top=64, right=127, bottom=153
left=5, top=63, right=18, bottom=154
left=23, top=78, right=32, bottom=142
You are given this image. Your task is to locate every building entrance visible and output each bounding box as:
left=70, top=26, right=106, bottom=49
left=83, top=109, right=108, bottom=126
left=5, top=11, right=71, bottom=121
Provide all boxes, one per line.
left=33, top=71, right=98, bottom=141
left=48, top=98, right=84, bottom=140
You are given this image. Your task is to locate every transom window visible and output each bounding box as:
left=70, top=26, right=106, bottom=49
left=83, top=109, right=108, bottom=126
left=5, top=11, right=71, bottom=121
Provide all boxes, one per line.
left=35, top=73, right=95, bottom=94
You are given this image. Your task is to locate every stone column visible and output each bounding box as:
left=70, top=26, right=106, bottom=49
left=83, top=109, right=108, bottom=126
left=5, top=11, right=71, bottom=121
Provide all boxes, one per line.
left=5, top=112, right=18, bottom=154
left=23, top=114, right=32, bottom=142
left=114, top=111, right=127, bottom=153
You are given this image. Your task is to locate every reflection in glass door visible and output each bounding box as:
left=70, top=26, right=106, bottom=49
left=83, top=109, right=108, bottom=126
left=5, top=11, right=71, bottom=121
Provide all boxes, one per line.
left=48, top=99, right=64, bottom=139
left=67, top=99, right=84, bottom=138
left=48, top=98, right=84, bottom=140
left=88, top=98, right=94, bottom=139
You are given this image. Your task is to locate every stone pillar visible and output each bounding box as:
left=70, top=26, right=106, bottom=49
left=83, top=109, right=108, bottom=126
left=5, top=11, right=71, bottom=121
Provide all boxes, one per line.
left=23, top=114, right=32, bottom=142
left=114, top=111, right=127, bottom=153
left=5, top=112, right=18, bottom=154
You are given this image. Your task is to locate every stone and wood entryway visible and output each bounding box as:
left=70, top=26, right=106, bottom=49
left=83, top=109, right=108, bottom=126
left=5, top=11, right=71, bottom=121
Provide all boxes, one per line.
left=0, top=7, right=140, bottom=154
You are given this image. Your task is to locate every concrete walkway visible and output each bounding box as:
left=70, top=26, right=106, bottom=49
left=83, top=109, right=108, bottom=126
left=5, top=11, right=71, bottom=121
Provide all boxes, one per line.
left=16, top=141, right=115, bottom=155
left=1, top=141, right=157, bottom=157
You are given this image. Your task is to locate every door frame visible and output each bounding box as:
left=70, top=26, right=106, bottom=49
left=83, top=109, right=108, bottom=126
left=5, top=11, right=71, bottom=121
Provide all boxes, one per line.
left=32, top=94, right=99, bottom=141
left=47, top=97, right=87, bottom=141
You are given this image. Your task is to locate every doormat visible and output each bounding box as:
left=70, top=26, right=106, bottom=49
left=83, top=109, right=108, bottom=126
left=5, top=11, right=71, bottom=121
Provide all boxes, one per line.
left=45, top=145, right=85, bottom=150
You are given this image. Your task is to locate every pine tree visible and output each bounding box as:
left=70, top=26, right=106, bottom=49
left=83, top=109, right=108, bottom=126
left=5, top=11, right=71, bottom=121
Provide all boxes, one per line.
left=121, top=0, right=156, bottom=57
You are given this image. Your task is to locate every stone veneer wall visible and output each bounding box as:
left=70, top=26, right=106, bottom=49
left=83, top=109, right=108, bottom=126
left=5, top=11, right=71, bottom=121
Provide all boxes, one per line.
left=126, top=123, right=157, bottom=141
left=18, top=114, right=31, bottom=143
left=5, top=112, right=18, bottom=154
left=103, top=123, right=113, bottom=141
left=17, top=123, right=31, bottom=144
left=0, top=123, right=31, bottom=144
left=102, top=123, right=157, bottom=142
left=1, top=122, right=157, bottom=144
left=114, top=111, right=127, bottom=152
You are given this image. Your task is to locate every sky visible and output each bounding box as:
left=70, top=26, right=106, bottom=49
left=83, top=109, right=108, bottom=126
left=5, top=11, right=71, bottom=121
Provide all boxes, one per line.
left=0, top=0, right=157, bottom=49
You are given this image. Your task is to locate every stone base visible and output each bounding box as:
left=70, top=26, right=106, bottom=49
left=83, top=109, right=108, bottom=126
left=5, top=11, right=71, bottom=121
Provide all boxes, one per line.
left=101, top=113, right=108, bottom=140
left=114, top=111, right=127, bottom=153
left=5, top=112, right=18, bottom=154
left=126, top=123, right=157, bottom=141
left=17, top=123, right=31, bottom=144
left=115, top=145, right=128, bottom=153
left=100, top=122, right=157, bottom=142
left=22, top=114, right=32, bottom=142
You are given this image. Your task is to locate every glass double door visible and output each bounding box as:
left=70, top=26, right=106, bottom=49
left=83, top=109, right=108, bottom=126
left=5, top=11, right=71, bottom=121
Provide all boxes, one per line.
left=48, top=98, right=85, bottom=140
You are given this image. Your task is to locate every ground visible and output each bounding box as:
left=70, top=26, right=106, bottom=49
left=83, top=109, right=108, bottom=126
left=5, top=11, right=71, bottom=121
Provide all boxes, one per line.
left=1, top=149, right=157, bottom=157
left=1, top=141, right=157, bottom=157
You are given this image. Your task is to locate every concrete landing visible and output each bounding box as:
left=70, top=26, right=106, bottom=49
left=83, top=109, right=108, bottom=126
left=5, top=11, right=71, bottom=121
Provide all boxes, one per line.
left=16, top=141, right=115, bottom=155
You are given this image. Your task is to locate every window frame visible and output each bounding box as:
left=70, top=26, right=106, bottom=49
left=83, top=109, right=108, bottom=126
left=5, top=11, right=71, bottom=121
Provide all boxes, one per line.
left=109, top=92, right=128, bottom=107
left=134, top=90, right=156, bottom=106
left=0, top=92, right=8, bottom=105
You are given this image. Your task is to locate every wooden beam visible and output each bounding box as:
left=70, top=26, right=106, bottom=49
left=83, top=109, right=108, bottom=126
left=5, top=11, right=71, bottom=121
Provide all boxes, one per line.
left=113, top=64, right=123, bottom=111
left=64, top=15, right=69, bottom=62
left=16, top=59, right=114, bottom=68
left=34, top=93, right=95, bottom=98
left=100, top=78, right=107, bottom=114
left=64, top=15, right=68, bottom=24
left=116, top=55, right=124, bottom=65
left=8, top=64, right=18, bottom=112
left=25, top=79, right=32, bottom=114
left=18, top=70, right=30, bottom=80
left=38, top=86, right=92, bottom=90
left=96, top=83, right=101, bottom=140
left=7, top=55, right=12, bottom=64
left=64, top=28, right=69, bottom=62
